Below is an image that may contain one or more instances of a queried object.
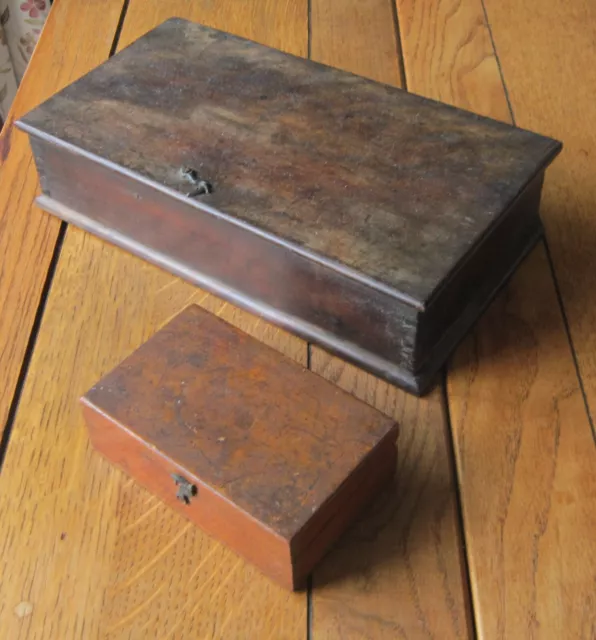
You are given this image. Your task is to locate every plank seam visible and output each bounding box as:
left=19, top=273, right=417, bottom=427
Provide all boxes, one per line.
left=481, top=0, right=595, bottom=444
left=479, top=0, right=515, bottom=122
left=109, top=0, right=131, bottom=57
left=543, top=237, right=596, bottom=443
left=0, top=222, right=66, bottom=470
left=389, top=0, right=407, bottom=89
left=307, top=0, right=312, bottom=60
left=0, top=0, right=131, bottom=469
left=441, top=367, right=479, bottom=639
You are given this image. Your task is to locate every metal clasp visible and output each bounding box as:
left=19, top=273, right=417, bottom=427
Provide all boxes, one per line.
left=171, top=473, right=197, bottom=505
left=180, top=166, right=213, bottom=197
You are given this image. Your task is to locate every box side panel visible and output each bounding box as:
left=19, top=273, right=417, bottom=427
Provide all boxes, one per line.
left=30, top=137, right=422, bottom=389
left=290, top=435, right=397, bottom=588
left=81, top=401, right=296, bottom=590
left=415, top=175, right=544, bottom=370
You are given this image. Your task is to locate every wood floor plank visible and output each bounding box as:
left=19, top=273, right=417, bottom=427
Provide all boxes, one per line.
left=449, top=247, right=596, bottom=639
left=310, top=0, right=402, bottom=84
left=0, top=0, right=125, bottom=442
left=0, top=2, right=308, bottom=639
left=397, top=0, right=596, bottom=636
left=482, top=0, right=596, bottom=421
left=309, top=2, right=473, bottom=637
left=397, top=0, right=510, bottom=122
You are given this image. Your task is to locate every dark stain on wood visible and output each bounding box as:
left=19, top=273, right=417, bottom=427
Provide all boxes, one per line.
left=16, top=18, right=562, bottom=394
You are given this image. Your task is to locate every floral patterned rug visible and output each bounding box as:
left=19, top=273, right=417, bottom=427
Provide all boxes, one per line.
left=0, top=0, right=50, bottom=125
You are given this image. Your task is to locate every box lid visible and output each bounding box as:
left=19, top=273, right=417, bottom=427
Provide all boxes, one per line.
left=17, top=18, right=561, bottom=309
left=82, top=305, right=398, bottom=543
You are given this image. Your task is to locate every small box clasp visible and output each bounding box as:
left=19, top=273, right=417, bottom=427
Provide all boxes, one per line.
left=171, top=473, right=197, bottom=505
left=180, top=166, right=212, bottom=197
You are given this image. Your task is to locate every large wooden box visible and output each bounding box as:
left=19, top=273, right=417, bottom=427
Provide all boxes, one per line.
left=17, top=18, right=562, bottom=394
left=80, top=305, right=398, bottom=590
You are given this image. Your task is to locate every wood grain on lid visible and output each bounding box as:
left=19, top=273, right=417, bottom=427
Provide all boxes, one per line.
left=17, top=18, right=561, bottom=305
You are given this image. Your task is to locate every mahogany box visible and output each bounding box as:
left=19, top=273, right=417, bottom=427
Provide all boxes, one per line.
left=17, top=18, right=562, bottom=394
left=80, top=305, right=398, bottom=590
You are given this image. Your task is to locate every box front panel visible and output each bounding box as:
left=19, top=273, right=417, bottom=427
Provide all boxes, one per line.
left=81, top=402, right=295, bottom=589
left=30, top=138, right=423, bottom=389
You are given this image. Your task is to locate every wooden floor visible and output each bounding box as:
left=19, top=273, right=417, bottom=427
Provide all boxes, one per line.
left=0, top=0, right=594, bottom=638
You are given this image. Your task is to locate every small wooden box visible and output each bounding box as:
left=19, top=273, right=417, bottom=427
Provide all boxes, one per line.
left=80, top=305, right=398, bottom=590
left=17, top=18, right=562, bottom=394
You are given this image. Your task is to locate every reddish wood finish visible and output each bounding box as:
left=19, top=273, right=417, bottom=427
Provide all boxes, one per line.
left=80, top=304, right=398, bottom=590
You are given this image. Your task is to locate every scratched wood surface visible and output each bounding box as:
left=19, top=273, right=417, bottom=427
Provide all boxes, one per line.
left=397, top=0, right=596, bottom=637
left=309, top=2, right=472, bottom=637
left=0, top=0, right=125, bottom=442
left=0, top=1, right=309, bottom=638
